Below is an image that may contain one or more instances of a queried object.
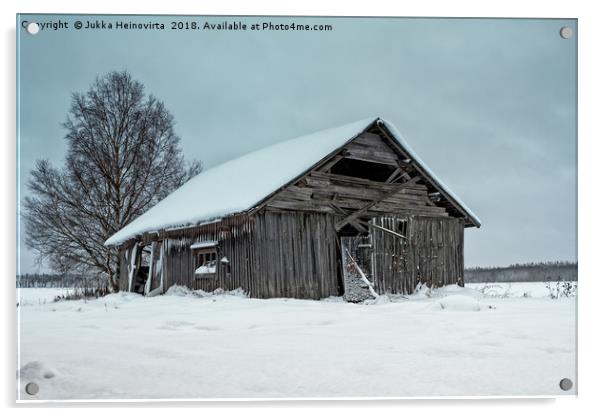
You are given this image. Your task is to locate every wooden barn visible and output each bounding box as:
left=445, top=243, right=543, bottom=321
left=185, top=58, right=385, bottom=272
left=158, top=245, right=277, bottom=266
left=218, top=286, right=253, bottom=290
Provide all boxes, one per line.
left=105, top=117, right=480, bottom=300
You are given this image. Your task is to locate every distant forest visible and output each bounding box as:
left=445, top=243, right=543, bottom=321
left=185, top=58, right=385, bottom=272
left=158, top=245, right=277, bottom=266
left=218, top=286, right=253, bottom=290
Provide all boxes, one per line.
left=18, top=261, right=578, bottom=288
left=464, top=261, right=577, bottom=283
left=17, top=273, right=107, bottom=289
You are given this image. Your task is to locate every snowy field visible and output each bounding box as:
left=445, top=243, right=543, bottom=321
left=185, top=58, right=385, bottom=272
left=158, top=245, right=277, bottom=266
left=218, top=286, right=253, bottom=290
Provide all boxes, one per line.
left=17, top=288, right=70, bottom=306
left=17, top=282, right=576, bottom=400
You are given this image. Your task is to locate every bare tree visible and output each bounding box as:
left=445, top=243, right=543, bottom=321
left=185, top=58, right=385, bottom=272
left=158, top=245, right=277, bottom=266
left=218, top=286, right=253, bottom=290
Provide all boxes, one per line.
left=24, top=70, right=202, bottom=291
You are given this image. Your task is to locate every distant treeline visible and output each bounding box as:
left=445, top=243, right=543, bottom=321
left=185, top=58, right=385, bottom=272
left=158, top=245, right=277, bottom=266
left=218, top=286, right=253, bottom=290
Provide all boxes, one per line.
left=464, top=261, right=577, bottom=283
left=17, top=273, right=107, bottom=289
left=18, top=261, right=578, bottom=287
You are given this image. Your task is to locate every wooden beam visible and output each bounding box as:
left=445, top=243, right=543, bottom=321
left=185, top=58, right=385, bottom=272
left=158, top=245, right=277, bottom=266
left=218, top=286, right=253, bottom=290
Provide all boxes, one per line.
left=310, top=171, right=427, bottom=192
left=318, top=154, right=344, bottom=172
left=341, top=145, right=399, bottom=165
left=385, top=167, right=402, bottom=184
left=335, top=176, right=420, bottom=231
left=267, top=200, right=334, bottom=213
left=328, top=202, right=349, bottom=217
left=365, top=222, right=408, bottom=240
left=349, top=219, right=368, bottom=233
left=311, top=189, right=334, bottom=201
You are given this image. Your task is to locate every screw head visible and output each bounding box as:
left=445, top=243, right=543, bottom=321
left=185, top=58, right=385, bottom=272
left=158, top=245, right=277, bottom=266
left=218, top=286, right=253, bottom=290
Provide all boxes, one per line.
left=25, top=382, right=39, bottom=395
left=560, top=26, right=573, bottom=39
left=559, top=378, right=573, bottom=391
left=26, top=22, right=40, bottom=35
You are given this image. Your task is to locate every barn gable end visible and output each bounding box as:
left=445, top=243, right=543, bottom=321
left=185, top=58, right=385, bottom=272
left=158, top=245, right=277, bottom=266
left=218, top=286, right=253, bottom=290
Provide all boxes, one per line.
left=258, top=125, right=459, bottom=230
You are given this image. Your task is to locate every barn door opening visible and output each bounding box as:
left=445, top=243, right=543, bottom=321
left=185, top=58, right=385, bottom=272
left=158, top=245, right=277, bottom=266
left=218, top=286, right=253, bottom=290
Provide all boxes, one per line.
left=340, top=235, right=377, bottom=302
left=144, top=241, right=164, bottom=296
left=131, top=245, right=151, bottom=294
left=128, top=241, right=164, bottom=296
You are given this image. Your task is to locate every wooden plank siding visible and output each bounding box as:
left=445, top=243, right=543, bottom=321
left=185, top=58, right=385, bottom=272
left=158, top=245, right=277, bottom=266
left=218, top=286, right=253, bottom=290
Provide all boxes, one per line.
left=371, top=215, right=464, bottom=295
left=266, top=171, right=448, bottom=218
left=252, top=211, right=339, bottom=299
left=161, top=215, right=256, bottom=294
left=342, top=134, right=400, bottom=165
left=122, top=211, right=340, bottom=299
left=118, top=213, right=464, bottom=299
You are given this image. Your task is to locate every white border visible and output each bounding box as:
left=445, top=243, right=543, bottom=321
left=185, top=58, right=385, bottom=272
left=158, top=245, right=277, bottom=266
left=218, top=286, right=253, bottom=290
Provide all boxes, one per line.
left=3, top=0, right=599, bottom=414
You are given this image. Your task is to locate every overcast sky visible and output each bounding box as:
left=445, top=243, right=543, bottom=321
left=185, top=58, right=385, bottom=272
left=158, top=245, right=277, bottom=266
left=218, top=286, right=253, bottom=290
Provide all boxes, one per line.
left=17, top=15, right=577, bottom=273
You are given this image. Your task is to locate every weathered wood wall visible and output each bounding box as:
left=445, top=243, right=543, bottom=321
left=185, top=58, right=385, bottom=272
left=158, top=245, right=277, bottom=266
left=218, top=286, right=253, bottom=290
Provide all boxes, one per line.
left=136, top=211, right=340, bottom=299
left=118, top=212, right=463, bottom=298
left=371, top=215, right=464, bottom=295
left=161, top=215, right=256, bottom=293
left=267, top=171, right=448, bottom=218
left=253, top=210, right=340, bottom=299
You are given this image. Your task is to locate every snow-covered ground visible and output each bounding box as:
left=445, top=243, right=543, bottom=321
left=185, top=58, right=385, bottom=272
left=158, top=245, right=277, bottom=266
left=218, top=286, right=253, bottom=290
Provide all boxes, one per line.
left=17, top=282, right=576, bottom=400
left=17, top=288, right=71, bottom=306
left=465, top=281, right=571, bottom=298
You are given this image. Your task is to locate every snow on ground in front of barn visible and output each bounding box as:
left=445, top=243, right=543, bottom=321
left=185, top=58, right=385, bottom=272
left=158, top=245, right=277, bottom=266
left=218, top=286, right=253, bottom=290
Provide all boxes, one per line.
left=17, top=282, right=576, bottom=400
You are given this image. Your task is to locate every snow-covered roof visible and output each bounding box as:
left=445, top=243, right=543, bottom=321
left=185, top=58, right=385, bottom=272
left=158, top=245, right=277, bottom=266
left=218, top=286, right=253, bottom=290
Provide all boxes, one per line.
left=105, top=117, right=480, bottom=246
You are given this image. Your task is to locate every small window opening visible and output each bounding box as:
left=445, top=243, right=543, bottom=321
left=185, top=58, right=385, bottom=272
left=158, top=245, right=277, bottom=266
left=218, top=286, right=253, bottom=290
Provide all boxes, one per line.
left=193, top=247, right=218, bottom=277
left=330, top=158, right=397, bottom=182
left=396, top=219, right=409, bottom=246
left=397, top=219, right=408, bottom=237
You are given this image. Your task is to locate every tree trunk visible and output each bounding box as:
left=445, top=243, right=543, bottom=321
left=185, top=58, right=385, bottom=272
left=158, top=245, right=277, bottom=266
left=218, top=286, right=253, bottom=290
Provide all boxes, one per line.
left=108, top=269, right=119, bottom=292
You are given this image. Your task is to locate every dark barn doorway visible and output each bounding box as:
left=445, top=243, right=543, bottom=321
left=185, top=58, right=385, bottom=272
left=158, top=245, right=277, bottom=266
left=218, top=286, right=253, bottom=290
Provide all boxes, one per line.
left=337, top=221, right=375, bottom=302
